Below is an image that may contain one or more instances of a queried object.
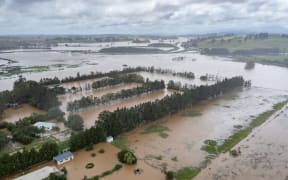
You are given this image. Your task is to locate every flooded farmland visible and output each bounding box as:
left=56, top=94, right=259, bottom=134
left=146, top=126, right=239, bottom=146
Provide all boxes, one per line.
left=7, top=143, right=165, bottom=180
left=78, top=89, right=174, bottom=128
left=120, top=87, right=288, bottom=171
left=194, top=104, right=288, bottom=180
left=1, top=52, right=288, bottom=91
left=1, top=50, right=288, bottom=180
left=1, top=104, right=45, bottom=123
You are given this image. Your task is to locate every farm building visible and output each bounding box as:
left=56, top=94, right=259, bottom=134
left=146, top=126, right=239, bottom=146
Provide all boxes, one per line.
left=53, top=151, right=74, bottom=165
left=15, top=166, right=60, bottom=180
left=33, top=122, right=56, bottom=131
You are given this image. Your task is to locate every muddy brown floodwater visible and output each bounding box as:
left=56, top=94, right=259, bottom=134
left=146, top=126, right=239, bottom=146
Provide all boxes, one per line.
left=195, top=104, right=288, bottom=180
left=7, top=143, right=165, bottom=180
left=0, top=104, right=45, bottom=123
left=120, top=88, right=288, bottom=172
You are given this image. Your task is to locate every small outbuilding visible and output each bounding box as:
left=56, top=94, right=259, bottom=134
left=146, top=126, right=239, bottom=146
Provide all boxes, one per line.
left=106, top=136, right=114, bottom=143
left=53, top=151, right=74, bottom=165
left=33, top=122, right=56, bottom=131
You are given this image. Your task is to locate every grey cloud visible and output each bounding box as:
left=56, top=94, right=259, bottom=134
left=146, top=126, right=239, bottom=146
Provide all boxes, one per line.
left=0, top=0, right=287, bottom=34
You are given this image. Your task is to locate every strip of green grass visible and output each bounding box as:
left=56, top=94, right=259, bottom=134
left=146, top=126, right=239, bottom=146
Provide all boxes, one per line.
left=111, top=137, right=131, bottom=151
left=140, top=125, right=170, bottom=139
left=182, top=111, right=202, bottom=117
left=202, top=100, right=287, bottom=155
left=175, top=167, right=200, bottom=180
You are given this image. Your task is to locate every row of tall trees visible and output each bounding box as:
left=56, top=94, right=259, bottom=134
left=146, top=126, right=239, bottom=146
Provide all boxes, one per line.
left=67, top=80, right=165, bottom=112
left=0, top=142, right=58, bottom=178
left=143, top=66, right=195, bottom=79
left=39, top=67, right=145, bottom=85
left=69, top=76, right=245, bottom=151
left=39, top=66, right=195, bottom=86
left=91, top=74, right=144, bottom=89
left=167, top=80, right=196, bottom=91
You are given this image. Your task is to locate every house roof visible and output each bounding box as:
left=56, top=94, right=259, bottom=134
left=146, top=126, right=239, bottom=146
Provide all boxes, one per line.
left=33, top=122, right=56, bottom=129
left=53, top=151, right=73, bottom=162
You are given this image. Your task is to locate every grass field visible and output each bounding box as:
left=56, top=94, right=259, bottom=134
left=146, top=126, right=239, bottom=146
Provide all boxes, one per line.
left=198, top=36, right=288, bottom=51
left=197, top=35, right=288, bottom=66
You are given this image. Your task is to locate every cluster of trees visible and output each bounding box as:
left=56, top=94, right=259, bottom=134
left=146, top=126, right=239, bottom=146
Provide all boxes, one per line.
left=117, top=150, right=137, bottom=164
left=0, top=107, right=64, bottom=145
left=49, top=85, right=66, bottom=95
left=69, top=76, right=245, bottom=151
left=91, top=74, right=144, bottom=89
left=0, top=142, right=58, bottom=178
left=143, top=66, right=195, bottom=79
left=65, top=114, right=84, bottom=131
left=0, top=118, right=43, bottom=145
left=245, top=61, right=255, bottom=70
left=167, top=80, right=196, bottom=91
left=0, top=132, right=8, bottom=150
left=67, top=80, right=165, bottom=112
left=0, top=77, right=59, bottom=117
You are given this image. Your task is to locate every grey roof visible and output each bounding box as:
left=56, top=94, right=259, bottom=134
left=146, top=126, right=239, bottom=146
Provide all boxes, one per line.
left=53, top=151, right=73, bottom=162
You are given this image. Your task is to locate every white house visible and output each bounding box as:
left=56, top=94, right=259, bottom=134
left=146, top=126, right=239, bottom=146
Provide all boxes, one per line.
left=33, top=122, right=56, bottom=131
left=15, top=166, right=60, bottom=180
left=53, top=151, right=74, bottom=165
left=106, top=136, right=114, bottom=143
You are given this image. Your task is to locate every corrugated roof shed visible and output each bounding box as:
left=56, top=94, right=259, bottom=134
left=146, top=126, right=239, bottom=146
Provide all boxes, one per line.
left=53, top=151, right=73, bottom=162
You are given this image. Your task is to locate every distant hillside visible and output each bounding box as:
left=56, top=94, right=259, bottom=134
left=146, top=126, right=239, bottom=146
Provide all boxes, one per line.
left=99, top=47, right=163, bottom=54
left=188, top=34, right=288, bottom=67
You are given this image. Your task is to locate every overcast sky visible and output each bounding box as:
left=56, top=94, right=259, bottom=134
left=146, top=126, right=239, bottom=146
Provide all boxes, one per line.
left=0, top=0, right=287, bottom=35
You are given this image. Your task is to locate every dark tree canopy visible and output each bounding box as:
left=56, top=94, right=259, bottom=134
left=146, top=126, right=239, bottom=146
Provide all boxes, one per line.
left=66, top=114, right=84, bottom=131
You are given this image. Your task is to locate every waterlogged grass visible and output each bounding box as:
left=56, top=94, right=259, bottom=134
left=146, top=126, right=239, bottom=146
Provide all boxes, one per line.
left=141, top=125, right=170, bottom=139
left=67, top=64, right=81, bottom=68
left=57, top=140, right=70, bottom=151
left=202, top=100, right=287, bottom=155
left=201, top=140, right=218, bottom=155
left=111, top=137, right=131, bottom=151
left=175, top=167, right=200, bottom=180
left=145, top=154, right=163, bottom=160
left=182, top=111, right=202, bottom=117
left=88, top=164, right=123, bottom=179
left=171, top=156, right=178, bottom=162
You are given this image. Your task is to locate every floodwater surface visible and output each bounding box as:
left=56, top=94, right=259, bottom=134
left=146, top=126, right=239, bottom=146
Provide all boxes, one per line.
left=195, top=104, right=288, bottom=180
left=0, top=104, right=45, bottom=123
left=120, top=87, right=288, bottom=171
left=1, top=52, right=288, bottom=91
